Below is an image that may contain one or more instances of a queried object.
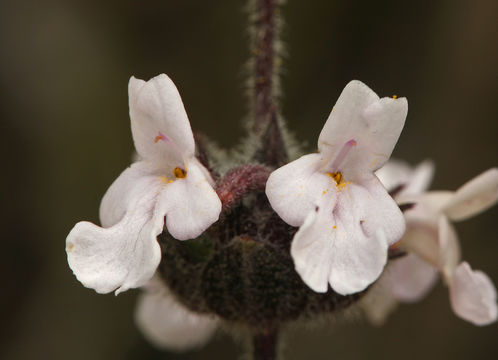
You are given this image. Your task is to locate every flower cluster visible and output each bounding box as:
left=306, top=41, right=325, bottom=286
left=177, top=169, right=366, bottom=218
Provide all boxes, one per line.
left=66, top=74, right=497, bottom=351
left=363, top=161, right=498, bottom=326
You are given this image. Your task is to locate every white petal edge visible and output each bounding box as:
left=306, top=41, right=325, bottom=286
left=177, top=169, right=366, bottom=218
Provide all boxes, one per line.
left=154, top=159, right=221, bottom=240
left=449, top=262, right=498, bottom=326
left=444, top=168, right=498, bottom=221
left=67, top=168, right=164, bottom=294
left=135, top=277, right=218, bottom=351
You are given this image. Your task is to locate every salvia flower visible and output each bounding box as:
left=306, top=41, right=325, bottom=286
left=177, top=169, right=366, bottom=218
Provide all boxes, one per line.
left=66, top=74, right=222, bottom=295
left=135, top=276, right=219, bottom=351
left=265, top=80, right=407, bottom=295
left=371, top=161, right=498, bottom=325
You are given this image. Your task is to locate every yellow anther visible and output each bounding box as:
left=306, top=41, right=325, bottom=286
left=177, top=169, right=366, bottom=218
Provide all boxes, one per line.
left=322, top=190, right=328, bottom=195
left=327, top=171, right=343, bottom=185
left=333, top=225, right=337, bottom=229
left=326, top=171, right=350, bottom=190
left=173, top=167, right=187, bottom=179
left=392, top=95, right=398, bottom=99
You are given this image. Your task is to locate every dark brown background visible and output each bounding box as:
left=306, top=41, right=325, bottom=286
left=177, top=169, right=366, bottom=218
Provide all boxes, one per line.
left=1, top=0, right=497, bottom=359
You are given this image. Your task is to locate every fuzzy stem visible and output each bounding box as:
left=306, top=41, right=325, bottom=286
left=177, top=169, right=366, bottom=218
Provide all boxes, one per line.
left=249, top=0, right=288, bottom=167
left=250, top=0, right=280, bottom=133
left=252, top=328, right=279, bottom=360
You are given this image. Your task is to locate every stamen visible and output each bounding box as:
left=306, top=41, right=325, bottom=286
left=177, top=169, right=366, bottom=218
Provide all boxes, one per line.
left=153, top=131, right=187, bottom=166
left=329, top=139, right=357, bottom=172
left=392, top=95, right=398, bottom=99
left=327, top=171, right=343, bottom=184
left=326, top=172, right=350, bottom=189
left=173, top=167, right=187, bottom=179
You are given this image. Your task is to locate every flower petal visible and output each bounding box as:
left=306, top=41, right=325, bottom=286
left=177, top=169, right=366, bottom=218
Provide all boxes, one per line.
left=388, top=253, right=439, bottom=303
left=360, top=278, right=399, bottom=326
left=444, top=168, right=498, bottom=222
left=154, top=159, right=221, bottom=240
left=265, top=153, right=333, bottom=227
left=449, top=262, right=497, bottom=326
left=135, top=276, right=218, bottom=351
left=290, top=209, right=335, bottom=293
left=401, top=221, right=440, bottom=268
left=438, top=215, right=461, bottom=280
left=99, top=161, right=162, bottom=228
left=375, top=159, right=412, bottom=192
left=402, top=160, right=435, bottom=196
left=291, top=179, right=401, bottom=295
left=66, top=171, right=164, bottom=294
left=318, top=80, right=407, bottom=176
left=129, top=74, right=195, bottom=166
left=356, top=176, right=406, bottom=245
left=328, top=226, right=388, bottom=296
left=375, top=159, right=434, bottom=197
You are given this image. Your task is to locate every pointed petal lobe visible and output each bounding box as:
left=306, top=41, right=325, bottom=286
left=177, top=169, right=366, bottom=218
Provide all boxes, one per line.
left=449, top=262, right=497, bottom=326
left=444, top=168, right=498, bottom=221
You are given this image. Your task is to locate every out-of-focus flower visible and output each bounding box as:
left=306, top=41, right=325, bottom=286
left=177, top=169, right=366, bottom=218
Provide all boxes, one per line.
left=66, top=74, right=222, bottom=295
left=135, top=276, right=219, bottom=351
left=367, top=162, right=498, bottom=325
left=265, top=80, right=407, bottom=295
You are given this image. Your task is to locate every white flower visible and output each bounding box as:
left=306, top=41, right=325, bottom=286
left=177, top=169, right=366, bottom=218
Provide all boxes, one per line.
left=375, top=161, right=498, bottom=325
left=265, top=80, right=407, bottom=295
left=66, top=74, right=222, bottom=295
left=135, top=276, right=218, bottom=351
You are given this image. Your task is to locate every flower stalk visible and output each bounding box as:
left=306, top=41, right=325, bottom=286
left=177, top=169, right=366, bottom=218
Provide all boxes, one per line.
left=249, top=0, right=287, bottom=167
left=252, top=327, right=279, bottom=360
left=248, top=1, right=283, bottom=358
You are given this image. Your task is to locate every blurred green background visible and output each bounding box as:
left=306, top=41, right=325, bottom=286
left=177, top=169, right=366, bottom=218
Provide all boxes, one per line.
left=1, top=0, right=497, bottom=359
